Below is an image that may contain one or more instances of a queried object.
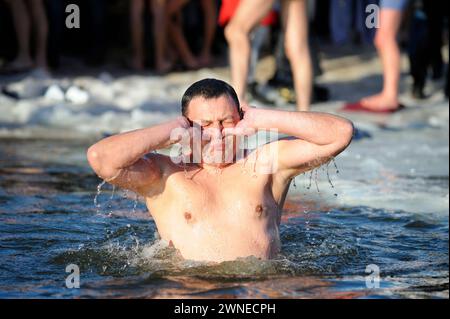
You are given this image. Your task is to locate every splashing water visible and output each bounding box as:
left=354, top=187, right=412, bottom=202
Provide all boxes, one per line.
left=110, top=185, right=116, bottom=200
left=314, top=168, right=320, bottom=193
left=106, top=185, right=116, bottom=217
left=331, top=158, right=340, bottom=174
left=251, top=147, right=259, bottom=178
left=294, top=160, right=340, bottom=198
left=307, top=170, right=313, bottom=190
left=326, top=160, right=339, bottom=197
left=132, top=193, right=139, bottom=214
left=94, top=180, right=107, bottom=213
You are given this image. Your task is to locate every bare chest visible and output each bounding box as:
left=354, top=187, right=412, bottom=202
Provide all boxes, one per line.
left=146, top=168, right=281, bottom=239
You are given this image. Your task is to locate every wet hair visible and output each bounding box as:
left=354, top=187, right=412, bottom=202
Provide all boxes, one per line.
left=181, top=78, right=243, bottom=119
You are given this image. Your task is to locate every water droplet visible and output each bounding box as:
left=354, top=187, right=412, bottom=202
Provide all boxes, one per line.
left=253, top=148, right=259, bottom=174
left=94, top=180, right=106, bottom=212
left=105, top=184, right=116, bottom=216
left=110, top=185, right=116, bottom=200
left=332, top=158, right=340, bottom=174
left=326, top=161, right=335, bottom=189
left=314, top=168, right=320, bottom=193
left=132, top=193, right=139, bottom=214
left=307, top=170, right=313, bottom=190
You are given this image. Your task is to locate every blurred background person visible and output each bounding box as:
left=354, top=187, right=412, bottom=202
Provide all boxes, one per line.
left=2, top=0, right=49, bottom=74
left=408, top=0, right=448, bottom=99
left=345, top=0, right=409, bottom=113
left=218, top=0, right=277, bottom=103
left=166, top=0, right=217, bottom=70
left=225, top=0, right=313, bottom=111
left=329, top=0, right=378, bottom=46
left=83, top=0, right=107, bottom=66
left=130, top=0, right=171, bottom=72
left=265, top=0, right=330, bottom=105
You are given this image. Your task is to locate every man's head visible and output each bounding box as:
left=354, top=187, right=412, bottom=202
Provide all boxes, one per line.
left=182, top=78, right=242, bottom=119
left=181, top=79, right=243, bottom=166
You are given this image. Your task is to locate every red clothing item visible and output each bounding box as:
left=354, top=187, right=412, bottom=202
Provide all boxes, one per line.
left=218, top=0, right=278, bottom=27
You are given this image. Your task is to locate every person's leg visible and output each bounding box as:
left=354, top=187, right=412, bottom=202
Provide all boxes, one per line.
left=408, top=6, right=428, bottom=99
left=224, top=0, right=275, bottom=104
left=46, top=0, right=64, bottom=68
left=248, top=26, right=270, bottom=84
left=361, top=7, right=404, bottom=110
left=167, top=0, right=199, bottom=69
left=166, top=0, right=189, bottom=13
left=282, top=0, right=312, bottom=111
left=198, top=0, right=216, bottom=67
left=85, top=0, right=107, bottom=66
left=424, top=1, right=444, bottom=80
left=4, top=0, right=33, bottom=69
left=150, top=0, right=171, bottom=73
left=130, top=0, right=145, bottom=70
left=28, top=0, right=48, bottom=70
left=329, top=0, right=352, bottom=45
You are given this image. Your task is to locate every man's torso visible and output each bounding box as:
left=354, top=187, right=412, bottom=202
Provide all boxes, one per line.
left=145, top=159, right=288, bottom=262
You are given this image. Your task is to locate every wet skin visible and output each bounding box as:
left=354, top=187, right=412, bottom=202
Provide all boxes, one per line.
left=144, top=153, right=287, bottom=262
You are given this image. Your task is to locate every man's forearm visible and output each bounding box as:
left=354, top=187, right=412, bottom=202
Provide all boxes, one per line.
left=87, top=117, right=186, bottom=174
left=252, top=109, right=354, bottom=146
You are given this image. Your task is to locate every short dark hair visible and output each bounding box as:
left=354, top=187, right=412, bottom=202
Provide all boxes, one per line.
left=181, top=78, right=242, bottom=118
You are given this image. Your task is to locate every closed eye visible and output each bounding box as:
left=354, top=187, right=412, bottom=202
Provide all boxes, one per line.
left=222, top=121, right=234, bottom=127
left=201, top=121, right=212, bottom=127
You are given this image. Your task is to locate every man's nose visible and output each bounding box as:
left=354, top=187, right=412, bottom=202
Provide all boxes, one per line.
left=210, top=123, right=224, bottom=137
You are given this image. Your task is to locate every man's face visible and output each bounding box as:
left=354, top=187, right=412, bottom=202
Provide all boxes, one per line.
left=185, top=95, right=241, bottom=166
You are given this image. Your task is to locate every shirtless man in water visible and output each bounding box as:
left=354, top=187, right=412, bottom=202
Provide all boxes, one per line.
left=87, top=79, right=354, bottom=262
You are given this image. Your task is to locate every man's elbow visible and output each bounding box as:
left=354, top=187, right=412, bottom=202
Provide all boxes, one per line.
left=87, top=145, right=113, bottom=180
left=335, top=120, right=354, bottom=153
left=342, top=120, right=355, bottom=146
left=87, top=145, right=101, bottom=172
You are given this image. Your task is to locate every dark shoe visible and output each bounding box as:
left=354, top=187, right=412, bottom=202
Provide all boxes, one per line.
left=313, top=85, right=330, bottom=103
left=412, top=84, right=426, bottom=99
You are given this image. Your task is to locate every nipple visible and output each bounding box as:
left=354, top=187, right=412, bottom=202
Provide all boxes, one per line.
left=255, top=204, right=264, bottom=218
left=184, top=211, right=193, bottom=223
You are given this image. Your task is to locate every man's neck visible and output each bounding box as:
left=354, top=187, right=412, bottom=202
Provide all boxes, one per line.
left=198, top=162, right=232, bottom=171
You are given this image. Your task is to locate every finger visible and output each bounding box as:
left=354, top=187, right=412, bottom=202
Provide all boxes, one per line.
left=182, top=147, right=192, bottom=157
left=241, top=127, right=256, bottom=136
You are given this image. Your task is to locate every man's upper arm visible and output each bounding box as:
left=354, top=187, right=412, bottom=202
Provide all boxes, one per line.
left=104, top=153, right=167, bottom=197
left=272, top=136, right=350, bottom=180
